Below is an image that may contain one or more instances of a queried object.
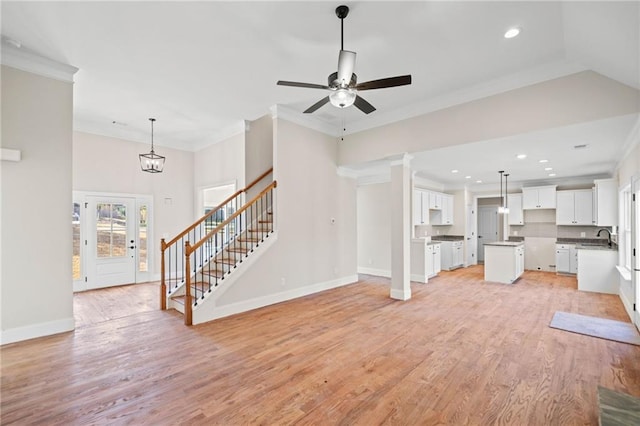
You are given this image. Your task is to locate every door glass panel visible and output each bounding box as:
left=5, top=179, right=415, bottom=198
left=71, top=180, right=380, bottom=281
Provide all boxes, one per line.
left=139, top=205, right=148, bottom=272
left=72, top=203, right=81, bottom=280
left=96, top=203, right=127, bottom=258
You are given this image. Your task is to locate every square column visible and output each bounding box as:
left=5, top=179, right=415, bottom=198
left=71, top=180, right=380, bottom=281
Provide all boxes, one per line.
left=390, top=154, right=412, bottom=300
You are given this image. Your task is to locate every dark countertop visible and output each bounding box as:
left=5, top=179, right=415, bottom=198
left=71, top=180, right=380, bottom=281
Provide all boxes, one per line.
left=556, top=237, right=609, bottom=245
left=431, top=235, right=464, bottom=241
left=508, top=236, right=524, bottom=242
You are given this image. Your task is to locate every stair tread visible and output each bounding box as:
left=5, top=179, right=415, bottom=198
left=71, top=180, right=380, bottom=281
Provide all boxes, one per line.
left=226, top=247, right=250, bottom=253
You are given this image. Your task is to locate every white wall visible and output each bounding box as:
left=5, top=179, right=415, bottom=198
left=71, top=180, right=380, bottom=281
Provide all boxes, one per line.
left=73, top=131, right=195, bottom=275
left=208, top=118, right=357, bottom=314
left=1, top=66, right=74, bottom=343
left=357, top=183, right=391, bottom=276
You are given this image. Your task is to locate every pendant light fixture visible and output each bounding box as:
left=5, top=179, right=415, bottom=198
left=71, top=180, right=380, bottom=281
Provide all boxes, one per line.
left=504, top=173, right=510, bottom=214
left=139, top=118, right=165, bottom=173
left=497, top=171, right=511, bottom=214
left=498, top=171, right=505, bottom=213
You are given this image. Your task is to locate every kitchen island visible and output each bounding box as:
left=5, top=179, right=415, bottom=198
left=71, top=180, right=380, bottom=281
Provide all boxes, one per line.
left=484, top=241, right=525, bottom=284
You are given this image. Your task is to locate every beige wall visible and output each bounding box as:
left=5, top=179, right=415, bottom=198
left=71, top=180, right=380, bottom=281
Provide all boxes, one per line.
left=1, top=66, right=74, bottom=343
left=339, top=72, right=640, bottom=166
left=73, top=131, right=195, bottom=273
left=245, top=114, right=273, bottom=185
left=194, top=132, right=245, bottom=192
left=214, top=118, right=357, bottom=307
left=357, top=183, right=392, bottom=275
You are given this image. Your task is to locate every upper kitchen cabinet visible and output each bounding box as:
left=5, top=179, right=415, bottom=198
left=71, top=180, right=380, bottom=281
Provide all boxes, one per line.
left=522, top=185, right=557, bottom=209
left=432, top=194, right=454, bottom=225
left=429, top=192, right=443, bottom=210
left=556, top=189, right=593, bottom=225
left=593, top=178, right=618, bottom=227
left=413, top=189, right=429, bottom=226
left=507, top=193, right=524, bottom=225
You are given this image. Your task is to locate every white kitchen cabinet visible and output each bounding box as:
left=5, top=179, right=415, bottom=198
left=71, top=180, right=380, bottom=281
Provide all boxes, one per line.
left=577, top=248, right=617, bottom=294
left=523, top=185, right=557, bottom=209
left=556, top=189, right=593, bottom=225
left=507, top=193, right=524, bottom=225
left=555, top=244, right=577, bottom=274
left=484, top=242, right=525, bottom=284
left=440, top=240, right=464, bottom=270
left=593, top=178, right=618, bottom=227
left=432, top=194, right=454, bottom=225
left=410, top=240, right=441, bottom=283
left=413, top=189, right=429, bottom=226
left=429, top=192, right=442, bottom=210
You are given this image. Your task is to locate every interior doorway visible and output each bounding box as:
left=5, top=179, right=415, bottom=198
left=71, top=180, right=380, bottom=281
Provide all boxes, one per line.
left=477, top=202, right=500, bottom=263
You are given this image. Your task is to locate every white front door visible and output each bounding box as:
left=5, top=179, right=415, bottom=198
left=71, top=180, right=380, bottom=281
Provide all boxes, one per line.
left=86, top=196, right=137, bottom=289
left=478, top=206, right=498, bottom=262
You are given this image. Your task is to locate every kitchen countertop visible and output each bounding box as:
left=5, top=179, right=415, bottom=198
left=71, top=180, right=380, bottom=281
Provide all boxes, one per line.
left=484, top=241, right=524, bottom=247
left=431, top=235, right=464, bottom=241
left=575, top=243, right=617, bottom=251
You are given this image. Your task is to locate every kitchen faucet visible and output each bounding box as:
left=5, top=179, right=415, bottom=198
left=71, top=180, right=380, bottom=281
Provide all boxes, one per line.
left=597, top=228, right=612, bottom=247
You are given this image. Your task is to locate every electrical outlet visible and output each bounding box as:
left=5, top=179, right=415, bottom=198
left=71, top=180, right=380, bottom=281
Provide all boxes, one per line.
left=580, top=232, right=586, bottom=237
left=514, top=231, right=518, bottom=236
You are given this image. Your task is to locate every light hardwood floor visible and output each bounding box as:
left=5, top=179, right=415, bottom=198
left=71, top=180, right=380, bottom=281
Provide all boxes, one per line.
left=2, top=266, right=639, bottom=424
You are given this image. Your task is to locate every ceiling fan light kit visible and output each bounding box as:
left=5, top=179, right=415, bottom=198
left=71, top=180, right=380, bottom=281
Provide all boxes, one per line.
left=276, top=5, right=412, bottom=114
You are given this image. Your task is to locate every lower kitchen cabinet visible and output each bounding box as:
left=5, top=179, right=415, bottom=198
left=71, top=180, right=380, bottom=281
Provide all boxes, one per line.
left=410, top=240, right=441, bottom=283
left=555, top=244, right=577, bottom=274
left=440, top=240, right=464, bottom=271
left=484, top=242, right=525, bottom=284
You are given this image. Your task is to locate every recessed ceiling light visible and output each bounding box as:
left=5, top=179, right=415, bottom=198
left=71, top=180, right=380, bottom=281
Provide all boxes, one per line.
left=539, top=159, right=549, bottom=163
left=476, top=180, right=482, bottom=183
left=545, top=167, right=553, bottom=171
left=451, top=169, right=459, bottom=173
left=549, top=173, right=556, bottom=177
left=516, top=154, right=527, bottom=159
left=465, top=176, right=471, bottom=179
left=504, top=27, right=521, bottom=39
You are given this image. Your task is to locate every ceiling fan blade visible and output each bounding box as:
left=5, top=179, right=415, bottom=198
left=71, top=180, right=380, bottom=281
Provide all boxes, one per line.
left=337, top=50, right=356, bottom=85
left=354, top=95, right=376, bottom=114
left=277, top=80, right=330, bottom=90
left=355, top=75, right=412, bottom=91
left=303, top=96, right=330, bottom=113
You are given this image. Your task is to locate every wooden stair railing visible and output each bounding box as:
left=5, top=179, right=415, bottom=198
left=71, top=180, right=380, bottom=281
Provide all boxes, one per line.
left=160, top=168, right=273, bottom=310
left=182, top=180, right=277, bottom=325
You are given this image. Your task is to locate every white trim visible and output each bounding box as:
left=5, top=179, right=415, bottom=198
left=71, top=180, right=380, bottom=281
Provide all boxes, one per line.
left=619, top=283, right=635, bottom=323
left=411, top=274, right=428, bottom=284
left=389, top=153, right=413, bottom=167
left=357, top=267, right=391, bottom=278
left=390, top=288, right=412, bottom=301
left=1, top=44, right=78, bottom=83
left=0, top=317, right=74, bottom=346
left=270, top=104, right=339, bottom=137
left=357, top=173, right=391, bottom=186
left=0, top=148, right=21, bottom=162
left=616, top=265, right=632, bottom=281
left=197, top=273, right=358, bottom=323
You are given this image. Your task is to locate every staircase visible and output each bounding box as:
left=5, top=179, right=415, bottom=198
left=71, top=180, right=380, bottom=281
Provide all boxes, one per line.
left=160, top=169, right=276, bottom=325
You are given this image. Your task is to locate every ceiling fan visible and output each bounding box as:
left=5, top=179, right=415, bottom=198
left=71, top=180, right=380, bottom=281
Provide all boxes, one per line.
left=277, top=5, right=412, bottom=114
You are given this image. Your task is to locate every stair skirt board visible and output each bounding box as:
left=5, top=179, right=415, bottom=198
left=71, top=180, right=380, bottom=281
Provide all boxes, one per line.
left=189, top=231, right=279, bottom=323
left=195, top=273, right=359, bottom=325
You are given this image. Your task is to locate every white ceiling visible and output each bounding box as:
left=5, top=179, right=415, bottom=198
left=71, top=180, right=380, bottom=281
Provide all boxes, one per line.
left=2, top=1, right=639, bottom=188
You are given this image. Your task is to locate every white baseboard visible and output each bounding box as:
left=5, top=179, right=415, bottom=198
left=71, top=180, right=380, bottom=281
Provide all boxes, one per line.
left=390, top=288, right=412, bottom=301
left=357, top=267, right=391, bottom=278
left=197, top=274, right=359, bottom=323
left=411, top=274, right=428, bottom=283
left=619, top=284, right=635, bottom=323
left=0, top=317, right=74, bottom=345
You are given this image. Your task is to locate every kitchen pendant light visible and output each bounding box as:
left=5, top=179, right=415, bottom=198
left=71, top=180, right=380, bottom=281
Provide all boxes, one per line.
left=503, top=173, right=510, bottom=214
left=498, top=171, right=506, bottom=213
left=139, top=118, right=165, bottom=173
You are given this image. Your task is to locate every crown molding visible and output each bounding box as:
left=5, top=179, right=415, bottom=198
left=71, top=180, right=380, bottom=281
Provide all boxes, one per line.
left=0, top=42, right=78, bottom=83
left=270, top=104, right=339, bottom=137
left=336, top=166, right=358, bottom=179
left=186, top=120, right=248, bottom=152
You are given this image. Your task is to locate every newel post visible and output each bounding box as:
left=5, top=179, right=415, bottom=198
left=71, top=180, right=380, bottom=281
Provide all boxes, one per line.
left=160, top=238, right=167, bottom=310
left=184, top=241, right=193, bottom=326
